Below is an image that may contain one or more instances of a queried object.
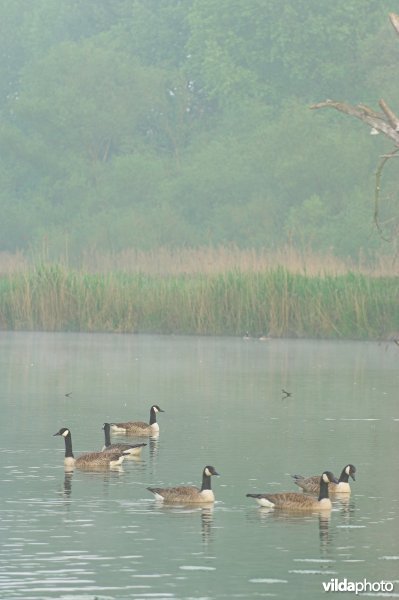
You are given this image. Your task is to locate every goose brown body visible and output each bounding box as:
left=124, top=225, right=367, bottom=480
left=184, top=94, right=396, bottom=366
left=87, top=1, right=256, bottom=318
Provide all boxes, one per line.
left=147, top=466, right=219, bottom=504
left=292, top=464, right=356, bottom=494
left=75, top=450, right=125, bottom=468
left=246, top=471, right=337, bottom=511
left=111, top=405, right=164, bottom=435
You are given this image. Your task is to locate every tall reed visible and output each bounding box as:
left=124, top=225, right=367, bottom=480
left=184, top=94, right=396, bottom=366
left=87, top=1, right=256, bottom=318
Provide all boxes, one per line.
left=2, top=245, right=398, bottom=276
left=0, top=263, right=397, bottom=340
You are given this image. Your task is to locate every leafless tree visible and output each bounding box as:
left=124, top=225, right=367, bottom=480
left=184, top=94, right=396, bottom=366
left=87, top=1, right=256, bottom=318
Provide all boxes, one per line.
left=310, top=13, right=399, bottom=243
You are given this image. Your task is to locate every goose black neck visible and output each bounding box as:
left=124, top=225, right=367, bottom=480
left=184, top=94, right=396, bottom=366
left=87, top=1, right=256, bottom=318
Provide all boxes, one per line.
left=149, top=408, right=157, bottom=425
left=339, top=467, right=349, bottom=483
left=201, top=471, right=212, bottom=491
left=318, top=477, right=329, bottom=501
left=103, top=424, right=111, bottom=447
left=64, top=432, right=74, bottom=458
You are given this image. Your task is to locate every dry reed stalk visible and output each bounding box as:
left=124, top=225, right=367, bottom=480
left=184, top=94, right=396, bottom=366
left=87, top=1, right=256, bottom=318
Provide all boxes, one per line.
left=0, top=251, right=28, bottom=274
left=77, top=246, right=399, bottom=276
left=0, top=245, right=398, bottom=276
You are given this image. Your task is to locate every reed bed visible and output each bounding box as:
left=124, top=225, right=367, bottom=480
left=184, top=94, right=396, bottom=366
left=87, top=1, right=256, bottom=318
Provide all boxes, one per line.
left=0, top=263, right=398, bottom=340
left=80, top=245, right=399, bottom=277
left=2, top=245, right=399, bottom=277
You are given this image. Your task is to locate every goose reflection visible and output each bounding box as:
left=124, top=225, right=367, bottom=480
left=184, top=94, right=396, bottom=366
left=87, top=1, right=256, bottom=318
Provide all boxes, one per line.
left=120, top=431, right=159, bottom=460
left=58, top=464, right=124, bottom=500
left=200, top=506, right=214, bottom=543
left=148, top=435, right=160, bottom=460
left=247, top=507, right=330, bottom=524
left=318, top=512, right=332, bottom=550
left=333, top=493, right=356, bottom=528
left=149, top=503, right=215, bottom=544
left=59, top=470, right=73, bottom=499
left=246, top=507, right=332, bottom=549
left=332, top=492, right=355, bottom=511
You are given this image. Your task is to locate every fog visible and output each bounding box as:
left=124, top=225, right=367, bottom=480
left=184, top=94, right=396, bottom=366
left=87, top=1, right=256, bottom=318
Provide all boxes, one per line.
left=0, top=0, right=396, bottom=263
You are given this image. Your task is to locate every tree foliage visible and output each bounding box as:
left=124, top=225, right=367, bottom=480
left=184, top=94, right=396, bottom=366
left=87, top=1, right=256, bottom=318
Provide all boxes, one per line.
left=0, top=0, right=396, bottom=260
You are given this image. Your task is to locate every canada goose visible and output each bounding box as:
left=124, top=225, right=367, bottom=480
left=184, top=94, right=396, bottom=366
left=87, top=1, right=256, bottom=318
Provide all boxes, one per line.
left=292, top=464, right=356, bottom=494
left=111, top=405, right=164, bottom=435
left=258, top=334, right=271, bottom=341
left=147, top=465, right=220, bottom=504
left=102, top=422, right=146, bottom=456
left=246, top=471, right=338, bottom=511
left=53, top=427, right=126, bottom=469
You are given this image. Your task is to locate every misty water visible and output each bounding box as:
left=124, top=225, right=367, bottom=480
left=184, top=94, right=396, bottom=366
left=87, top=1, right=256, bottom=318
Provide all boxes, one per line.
left=0, top=332, right=398, bottom=600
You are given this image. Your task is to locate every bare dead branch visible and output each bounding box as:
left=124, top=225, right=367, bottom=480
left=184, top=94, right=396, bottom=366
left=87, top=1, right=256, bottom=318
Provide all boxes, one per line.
left=389, top=13, right=399, bottom=35
left=378, top=99, right=399, bottom=131
left=312, top=14, right=399, bottom=245
left=374, top=148, right=399, bottom=241
left=310, top=99, right=399, bottom=145
left=358, top=104, right=384, bottom=120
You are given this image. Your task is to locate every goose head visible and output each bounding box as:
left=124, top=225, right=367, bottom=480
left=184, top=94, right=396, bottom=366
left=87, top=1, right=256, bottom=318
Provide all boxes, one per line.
left=53, top=427, right=71, bottom=438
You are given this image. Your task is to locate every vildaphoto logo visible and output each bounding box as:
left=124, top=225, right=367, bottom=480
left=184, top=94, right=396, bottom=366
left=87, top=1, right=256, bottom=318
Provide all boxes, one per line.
left=322, top=578, right=394, bottom=594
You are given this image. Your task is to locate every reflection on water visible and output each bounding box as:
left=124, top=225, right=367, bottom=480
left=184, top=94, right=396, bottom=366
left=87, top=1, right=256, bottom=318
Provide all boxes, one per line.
left=246, top=507, right=333, bottom=551
left=148, top=435, right=160, bottom=460
left=58, top=467, right=133, bottom=500
left=113, top=431, right=161, bottom=461
left=149, top=503, right=215, bottom=545
left=0, top=333, right=398, bottom=599
left=59, top=470, right=73, bottom=498
left=333, top=493, right=356, bottom=513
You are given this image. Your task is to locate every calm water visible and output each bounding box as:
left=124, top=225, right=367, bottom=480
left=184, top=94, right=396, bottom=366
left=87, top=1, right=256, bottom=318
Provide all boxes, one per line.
left=0, top=332, right=398, bottom=599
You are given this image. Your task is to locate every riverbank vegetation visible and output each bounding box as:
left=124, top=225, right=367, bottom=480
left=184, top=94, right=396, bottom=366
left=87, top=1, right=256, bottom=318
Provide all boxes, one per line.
left=0, top=248, right=397, bottom=340
left=1, top=2, right=398, bottom=340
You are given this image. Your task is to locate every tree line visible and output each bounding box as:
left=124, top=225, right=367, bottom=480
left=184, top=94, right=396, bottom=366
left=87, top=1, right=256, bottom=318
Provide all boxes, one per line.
left=0, top=0, right=396, bottom=261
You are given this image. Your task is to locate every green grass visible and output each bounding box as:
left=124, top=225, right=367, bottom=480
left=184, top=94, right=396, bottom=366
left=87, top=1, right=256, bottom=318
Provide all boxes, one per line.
left=0, top=263, right=397, bottom=340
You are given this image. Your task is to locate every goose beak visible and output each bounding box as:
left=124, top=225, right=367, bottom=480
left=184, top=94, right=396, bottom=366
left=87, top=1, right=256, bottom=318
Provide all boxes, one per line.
left=53, top=431, right=61, bottom=436
left=332, top=476, right=339, bottom=484
left=350, top=473, right=356, bottom=481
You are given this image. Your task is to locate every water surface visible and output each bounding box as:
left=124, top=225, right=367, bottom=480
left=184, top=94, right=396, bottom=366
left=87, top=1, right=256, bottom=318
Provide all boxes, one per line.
left=0, top=332, right=398, bottom=599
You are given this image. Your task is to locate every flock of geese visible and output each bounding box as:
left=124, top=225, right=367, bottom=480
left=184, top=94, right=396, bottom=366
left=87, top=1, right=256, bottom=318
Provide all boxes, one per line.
left=54, top=404, right=356, bottom=511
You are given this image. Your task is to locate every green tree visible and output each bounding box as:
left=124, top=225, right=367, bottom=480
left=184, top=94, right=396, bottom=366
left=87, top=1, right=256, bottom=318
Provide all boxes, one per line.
left=186, top=0, right=385, bottom=109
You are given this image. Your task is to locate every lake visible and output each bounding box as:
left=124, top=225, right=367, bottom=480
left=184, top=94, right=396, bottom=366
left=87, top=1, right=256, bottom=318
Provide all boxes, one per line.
left=0, top=332, right=398, bottom=599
